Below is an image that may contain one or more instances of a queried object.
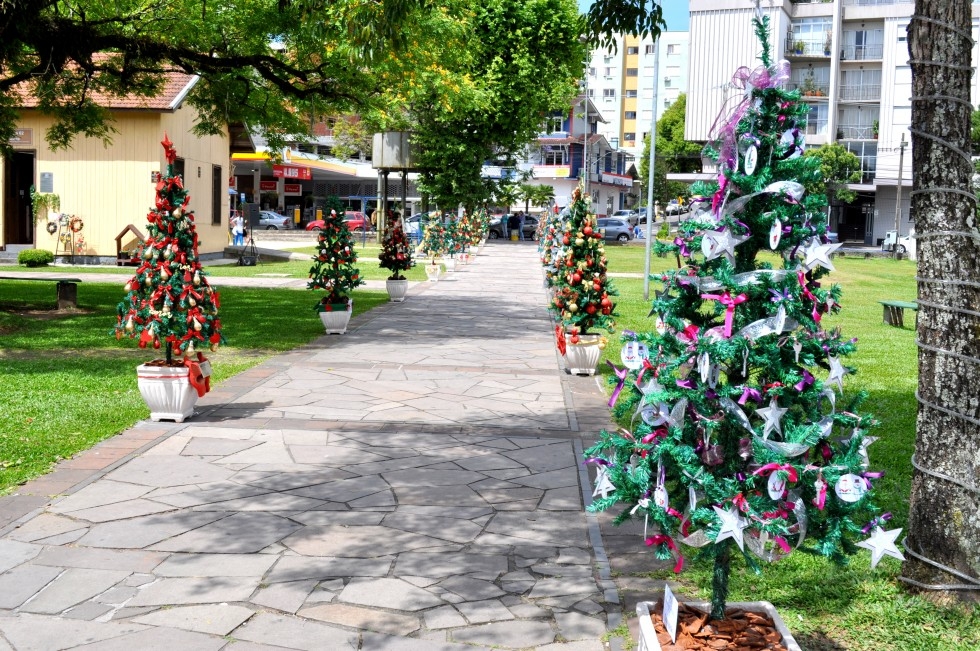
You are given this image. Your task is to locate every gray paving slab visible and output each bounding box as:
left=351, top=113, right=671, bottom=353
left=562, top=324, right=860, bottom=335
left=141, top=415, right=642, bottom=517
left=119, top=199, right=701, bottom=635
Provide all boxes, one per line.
left=67, top=625, right=228, bottom=650
left=360, top=632, right=491, bottom=651
left=0, top=564, right=63, bottom=609
left=131, top=603, right=255, bottom=635
left=0, top=539, right=41, bottom=574
left=249, top=580, right=316, bottom=613
left=449, top=619, right=557, bottom=648
left=22, top=568, right=131, bottom=615
left=0, top=613, right=147, bottom=651
left=127, top=576, right=260, bottom=606
left=338, top=577, right=446, bottom=611
left=231, top=612, right=359, bottom=650
left=153, top=553, right=278, bottom=577
left=148, top=512, right=302, bottom=553
left=298, top=603, right=421, bottom=636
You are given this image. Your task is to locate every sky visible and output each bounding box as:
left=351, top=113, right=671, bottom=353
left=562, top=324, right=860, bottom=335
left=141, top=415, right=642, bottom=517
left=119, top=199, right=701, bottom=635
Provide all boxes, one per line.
left=577, top=0, right=690, bottom=32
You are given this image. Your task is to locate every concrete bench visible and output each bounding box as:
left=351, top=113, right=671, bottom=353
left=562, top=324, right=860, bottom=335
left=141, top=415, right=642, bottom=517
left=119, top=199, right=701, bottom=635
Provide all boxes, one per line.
left=0, top=276, right=82, bottom=309
left=879, top=299, right=917, bottom=327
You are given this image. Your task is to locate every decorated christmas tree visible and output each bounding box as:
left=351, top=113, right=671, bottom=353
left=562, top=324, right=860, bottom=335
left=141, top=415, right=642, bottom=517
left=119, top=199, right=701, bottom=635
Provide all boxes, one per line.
left=585, top=13, right=894, bottom=621
left=547, top=186, right=617, bottom=345
left=378, top=220, right=413, bottom=280
left=418, top=219, right=447, bottom=265
left=115, top=135, right=223, bottom=364
left=308, top=208, right=363, bottom=311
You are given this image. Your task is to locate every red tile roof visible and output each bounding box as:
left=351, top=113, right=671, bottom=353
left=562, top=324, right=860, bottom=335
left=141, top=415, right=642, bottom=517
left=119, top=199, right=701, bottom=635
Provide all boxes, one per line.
left=15, top=65, right=197, bottom=111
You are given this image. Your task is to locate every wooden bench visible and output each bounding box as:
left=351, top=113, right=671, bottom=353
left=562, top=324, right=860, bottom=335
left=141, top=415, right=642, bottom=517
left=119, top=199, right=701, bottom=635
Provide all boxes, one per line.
left=0, top=276, right=82, bottom=309
left=879, top=299, right=918, bottom=327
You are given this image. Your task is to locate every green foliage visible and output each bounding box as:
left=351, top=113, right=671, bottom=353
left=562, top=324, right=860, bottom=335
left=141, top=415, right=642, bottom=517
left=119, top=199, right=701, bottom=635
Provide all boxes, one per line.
left=308, top=208, right=364, bottom=308
left=29, top=187, right=60, bottom=220
left=584, top=0, right=665, bottom=48
left=803, top=143, right=862, bottom=204
left=17, top=249, right=54, bottom=267
left=115, top=137, right=223, bottom=363
left=405, top=0, right=586, bottom=210
left=972, top=106, right=980, bottom=155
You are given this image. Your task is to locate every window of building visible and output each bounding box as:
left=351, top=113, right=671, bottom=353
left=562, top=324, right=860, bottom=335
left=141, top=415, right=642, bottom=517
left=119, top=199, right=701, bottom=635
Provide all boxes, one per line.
left=542, top=146, right=567, bottom=166
left=645, top=44, right=654, bottom=54
left=842, top=28, right=884, bottom=60
left=546, top=112, right=565, bottom=133
left=627, top=46, right=639, bottom=55
left=211, top=166, right=222, bottom=226
left=625, top=111, right=637, bottom=120
left=626, top=89, right=638, bottom=98
left=804, top=103, right=829, bottom=137
left=664, top=99, right=672, bottom=108
left=604, top=66, right=613, bottom=77
left=791, top=17, right=833, bottom=54
left=664, top=77, right=672, bottom=87
left=603, top=88, right=616, bottom=99
left=603, top=55, right=613, bottom=63
left=624, top=132, right=636, bottom=141
left=667, top=44, right=677, bottom=55
left=626, top=68, right=638, bottom=77
left=588, top=67, right=596, bottom=77
left=587, top=88, right=594, bottom=98
left=174, top=158, right=185, bottom=179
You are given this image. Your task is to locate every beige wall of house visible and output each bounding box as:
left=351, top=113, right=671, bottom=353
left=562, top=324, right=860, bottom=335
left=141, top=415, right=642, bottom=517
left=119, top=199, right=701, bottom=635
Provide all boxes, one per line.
left=1, top=104, right=229, bottom=258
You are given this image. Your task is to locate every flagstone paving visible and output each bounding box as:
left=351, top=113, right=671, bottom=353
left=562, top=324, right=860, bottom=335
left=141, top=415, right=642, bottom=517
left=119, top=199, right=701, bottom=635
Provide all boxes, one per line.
left=0, top=243, right=626, bottom=650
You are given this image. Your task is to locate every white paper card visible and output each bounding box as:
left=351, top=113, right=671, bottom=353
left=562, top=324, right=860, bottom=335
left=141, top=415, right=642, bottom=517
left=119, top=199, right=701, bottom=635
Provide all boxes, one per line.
left=663, top=583, right=679, bottom=643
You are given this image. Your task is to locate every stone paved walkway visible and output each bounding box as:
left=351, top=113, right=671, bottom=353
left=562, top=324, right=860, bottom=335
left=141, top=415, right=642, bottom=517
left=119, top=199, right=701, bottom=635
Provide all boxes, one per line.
left=0, top=243, right=628, bottom=651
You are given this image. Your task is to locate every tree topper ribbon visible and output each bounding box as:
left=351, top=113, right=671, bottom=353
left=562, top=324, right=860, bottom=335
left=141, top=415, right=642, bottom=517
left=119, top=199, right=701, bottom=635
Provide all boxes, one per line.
left=707, top=61, right=791, bottom=173
left=701, top=291, right=748, bottom=338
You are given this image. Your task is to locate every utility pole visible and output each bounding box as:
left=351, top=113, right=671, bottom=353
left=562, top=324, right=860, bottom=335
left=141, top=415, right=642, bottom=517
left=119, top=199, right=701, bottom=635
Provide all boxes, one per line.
left=893, top=132, right=907, bottom=257
left=643, top=34, right=661, bottom=300
left=582, top=60, right=591, bottom=200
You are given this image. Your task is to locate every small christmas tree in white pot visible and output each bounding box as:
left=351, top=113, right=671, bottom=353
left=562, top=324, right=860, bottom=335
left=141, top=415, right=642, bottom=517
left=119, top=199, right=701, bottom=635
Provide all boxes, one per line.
left=115, top=135, right=223, bottom=423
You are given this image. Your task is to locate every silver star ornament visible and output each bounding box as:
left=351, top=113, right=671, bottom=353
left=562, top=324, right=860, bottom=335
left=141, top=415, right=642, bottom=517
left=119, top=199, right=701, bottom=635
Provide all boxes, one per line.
left=701, top=227, right=750, bottom=264
left=756, top=398, right=788, bottom=440
left=713, top=505, right=749, bottom=551
left=826, top=356, right=850, bottom=393
left=802, top=238, right=842, bottom=272
left=857, top=527, right=905, bottom=569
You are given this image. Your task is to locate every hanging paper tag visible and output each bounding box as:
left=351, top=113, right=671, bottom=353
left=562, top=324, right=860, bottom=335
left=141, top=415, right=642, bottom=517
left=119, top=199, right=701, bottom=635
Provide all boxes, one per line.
left=768, top=472, right=788, bottom=500
left=621, top=341, right=649, bottom=370
left=769, top=218, right=782, bottom=249
left=834, top=473, right=869, bottom=503
left=793, top=339, right=802, bottom=363
left=743, top=145, right=759, bottom=176
left=655, top=315, right=667, bottom=334
left=698, top=352, right=711, bottom=383
left=654, top=485, right=669, bottom=509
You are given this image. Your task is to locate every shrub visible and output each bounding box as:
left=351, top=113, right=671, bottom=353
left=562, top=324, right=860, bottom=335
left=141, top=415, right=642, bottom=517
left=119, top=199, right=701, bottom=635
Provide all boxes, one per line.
left=18, top=249, right=54, bottom=267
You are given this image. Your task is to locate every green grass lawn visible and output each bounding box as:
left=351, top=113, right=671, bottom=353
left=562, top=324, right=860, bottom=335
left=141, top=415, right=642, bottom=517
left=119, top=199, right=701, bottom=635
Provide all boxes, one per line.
left=594, top=252, right=979, bottom=650
left=0, top=280, right=387, bottom=492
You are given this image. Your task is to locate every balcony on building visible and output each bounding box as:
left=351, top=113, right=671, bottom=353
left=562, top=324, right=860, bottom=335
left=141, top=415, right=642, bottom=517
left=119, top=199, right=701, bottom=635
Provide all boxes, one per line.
left=837, top=124, right=877, bottom=140
left=839, top=83, right=881, bottom=101
left=785, top=37, right=833, bottom=59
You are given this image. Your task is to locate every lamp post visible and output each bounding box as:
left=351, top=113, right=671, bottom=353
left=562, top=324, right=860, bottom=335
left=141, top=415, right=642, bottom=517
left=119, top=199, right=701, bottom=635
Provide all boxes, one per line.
left=643, top=34, right=661, bottom=301
left=582, top=60, right=590, bottom=198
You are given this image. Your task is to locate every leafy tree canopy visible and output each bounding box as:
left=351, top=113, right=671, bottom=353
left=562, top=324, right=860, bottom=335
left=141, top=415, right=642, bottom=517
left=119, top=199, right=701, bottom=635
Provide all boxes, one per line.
left=802, top=143, right=862, bottom=204
left=0, top=0, right=427, bottom=154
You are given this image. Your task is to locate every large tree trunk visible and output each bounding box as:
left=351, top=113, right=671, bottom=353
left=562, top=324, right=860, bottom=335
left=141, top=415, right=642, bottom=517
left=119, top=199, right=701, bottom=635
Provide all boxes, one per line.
left=903, top=0, right=980, bottom=599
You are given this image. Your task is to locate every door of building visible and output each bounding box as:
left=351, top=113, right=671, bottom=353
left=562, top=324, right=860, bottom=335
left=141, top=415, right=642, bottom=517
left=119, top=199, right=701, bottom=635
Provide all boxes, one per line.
left=2, top=151, right=35, bottom=246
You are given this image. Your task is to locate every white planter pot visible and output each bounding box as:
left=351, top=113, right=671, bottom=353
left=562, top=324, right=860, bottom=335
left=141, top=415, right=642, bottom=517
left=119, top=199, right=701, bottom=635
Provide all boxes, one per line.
left=637, top=600, right=801, bottom=651
left=319, top=303, right=352, bottom=334
left=425, top=265, right=441, bottom=282
left=386, top=279, right=409, bottom=302
left=136, top=363, right=199, bottom=423
left=442, top=257, right=456, bottom=273
left=563, top=333, right=602, bottom=376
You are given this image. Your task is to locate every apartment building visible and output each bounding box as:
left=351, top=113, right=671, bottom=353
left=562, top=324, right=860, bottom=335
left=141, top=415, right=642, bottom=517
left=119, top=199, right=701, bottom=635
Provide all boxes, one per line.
left=684, top=0, right=965, bottom=246
left=587, top=32, right=691, bottom=164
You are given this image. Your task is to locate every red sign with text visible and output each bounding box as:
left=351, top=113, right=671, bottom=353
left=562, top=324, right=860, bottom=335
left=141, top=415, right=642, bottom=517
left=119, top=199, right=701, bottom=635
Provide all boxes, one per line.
left=284, top=183, right=301, bottom=195
left=272, top=165, right=312, bottom=180
left=259, top=181, right=278, bottom=191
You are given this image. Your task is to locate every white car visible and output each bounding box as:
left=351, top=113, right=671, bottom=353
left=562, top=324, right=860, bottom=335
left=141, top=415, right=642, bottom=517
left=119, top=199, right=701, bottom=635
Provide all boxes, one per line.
left=884, top=229, right=916, bottom=258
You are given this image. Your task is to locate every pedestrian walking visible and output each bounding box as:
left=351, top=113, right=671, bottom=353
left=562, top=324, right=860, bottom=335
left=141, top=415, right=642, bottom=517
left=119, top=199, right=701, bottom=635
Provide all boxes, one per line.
left=508, top=214, right=520, bottom=241
left=517, top=212, right=526, bottom=241
left=231, top=213, right=244, bottom=246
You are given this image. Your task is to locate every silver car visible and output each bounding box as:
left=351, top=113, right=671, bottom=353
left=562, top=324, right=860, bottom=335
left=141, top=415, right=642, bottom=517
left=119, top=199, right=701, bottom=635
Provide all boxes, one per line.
left=597, top=217, right=632, bottom=242
left=258, top=210, right=293, bottom=230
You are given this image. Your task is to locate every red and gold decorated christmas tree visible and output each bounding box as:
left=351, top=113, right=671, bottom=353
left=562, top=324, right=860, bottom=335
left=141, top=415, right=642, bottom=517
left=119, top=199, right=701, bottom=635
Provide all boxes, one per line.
left=308, top=209, right=364, bottom=311
left=378, top=220, right=413, bottom=280
left=115, top=135, right=223, bottom=365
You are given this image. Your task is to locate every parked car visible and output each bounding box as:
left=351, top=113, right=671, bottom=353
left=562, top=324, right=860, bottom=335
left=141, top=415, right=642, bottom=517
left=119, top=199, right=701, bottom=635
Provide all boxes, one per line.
left=488, top=214, right=538, bottom=240
left=596, top=217, right=632, bottom=242
left=305, top=211, right=371, bottom=233
left=665, top=199, right=689, bottom=216
left=258, top=210, right=292, bottom=230
left=612, top=209, right=639, bottom=225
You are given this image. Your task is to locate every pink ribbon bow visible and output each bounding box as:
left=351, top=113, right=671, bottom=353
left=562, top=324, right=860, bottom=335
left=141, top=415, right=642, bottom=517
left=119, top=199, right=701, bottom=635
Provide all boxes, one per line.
left=645, top=534, right=684, bottom=574
left=701, top=291, right=748, bottom=338
left=752, top=463, right=799, bottom=484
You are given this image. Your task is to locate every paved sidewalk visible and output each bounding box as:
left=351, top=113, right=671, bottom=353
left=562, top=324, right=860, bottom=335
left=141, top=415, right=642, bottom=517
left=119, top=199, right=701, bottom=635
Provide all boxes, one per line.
left=0, top=244, right=627, bottom=650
